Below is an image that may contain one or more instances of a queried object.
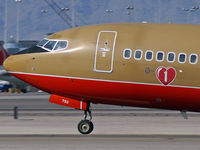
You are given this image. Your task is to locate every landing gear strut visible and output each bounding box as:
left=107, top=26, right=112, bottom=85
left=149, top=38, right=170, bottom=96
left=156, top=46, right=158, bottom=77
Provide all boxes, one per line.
left=77, top=102, right=94, bottom=134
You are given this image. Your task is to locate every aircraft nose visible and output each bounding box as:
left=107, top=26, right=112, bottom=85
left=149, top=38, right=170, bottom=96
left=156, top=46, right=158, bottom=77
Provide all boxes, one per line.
left=3, top=56, right=14, bottom=72
left=3, top=55, right=25, bottom=72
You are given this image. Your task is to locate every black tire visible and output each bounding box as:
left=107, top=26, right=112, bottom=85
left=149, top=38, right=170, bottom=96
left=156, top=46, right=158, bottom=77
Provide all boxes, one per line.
left=77, top=120, right=94, bottom=134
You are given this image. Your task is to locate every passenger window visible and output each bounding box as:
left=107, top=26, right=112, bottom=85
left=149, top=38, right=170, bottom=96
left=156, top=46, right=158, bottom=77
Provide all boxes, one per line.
left=44, top=41, right=57, bottom=50
left=156, top=51, right=164, bottom=62
left=190, top=54, right=198, bottom=64
left=54, top=41, right=68, bottom=50
left=37, top=39, right=48, bottom=47
left=123, top=49, right=132, bottom=59
left=145, top=50, right=153, bottom=61
left=167, top=52, right=175, bottom=63
left=134, top=49, right=142, bottom=60
left=178, top=53, right=186, bottom=63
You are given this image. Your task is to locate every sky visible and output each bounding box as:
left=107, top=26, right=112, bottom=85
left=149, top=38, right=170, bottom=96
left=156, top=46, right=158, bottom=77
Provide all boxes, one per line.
left=0, top=0, right=200, bottom=41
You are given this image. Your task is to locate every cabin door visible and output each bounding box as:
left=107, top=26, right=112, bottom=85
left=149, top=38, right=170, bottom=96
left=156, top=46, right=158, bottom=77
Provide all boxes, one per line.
left=94, top=31, right=117, bottom=73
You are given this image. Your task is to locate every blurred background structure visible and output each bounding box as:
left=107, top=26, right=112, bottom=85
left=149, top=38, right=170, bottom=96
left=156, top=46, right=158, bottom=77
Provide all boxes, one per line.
left=1, top=0, right=200, bottom=42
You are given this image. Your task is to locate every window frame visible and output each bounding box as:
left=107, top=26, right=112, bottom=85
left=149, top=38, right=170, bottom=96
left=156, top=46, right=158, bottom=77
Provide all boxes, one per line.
left=134, top=49, right=143, bottom=60
left=145, top=50, right=153, bottom=61
left=167, top=52, right=176, bottom=63
left=178, top=53, right=187, bottom=64
left=156, top=51, right=164, bottom=62
left=40, top=39, right=68, bottom=52
left=123, top=49, right=132, bottom=59
left=43, top=40, right=58, bottom=51
left=37, top=39, right=49, bottom=47
left=189, top=53, right=198, bottom=64
left=53, top=40, right=69, bottom=51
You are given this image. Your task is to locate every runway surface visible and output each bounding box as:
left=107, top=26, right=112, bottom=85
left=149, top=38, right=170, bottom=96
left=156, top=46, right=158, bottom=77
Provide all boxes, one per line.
left=0, top=92, right=200, bottom=149
left=0, top=135, right=200, bottom=150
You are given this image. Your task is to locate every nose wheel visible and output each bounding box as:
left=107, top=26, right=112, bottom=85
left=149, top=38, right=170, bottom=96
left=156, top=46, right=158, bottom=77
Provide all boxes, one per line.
left=77, top=102, right=94, bottom=134
left=78, top=119, right=94, bottom=134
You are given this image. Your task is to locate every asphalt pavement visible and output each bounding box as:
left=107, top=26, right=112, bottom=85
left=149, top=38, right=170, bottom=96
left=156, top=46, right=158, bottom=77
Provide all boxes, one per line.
left=0, top=92, right=200, bottom=150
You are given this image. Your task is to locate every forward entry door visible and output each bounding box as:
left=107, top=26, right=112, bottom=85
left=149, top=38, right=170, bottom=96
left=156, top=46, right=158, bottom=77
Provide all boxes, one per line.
left=94, top=31, right=117, bottom=73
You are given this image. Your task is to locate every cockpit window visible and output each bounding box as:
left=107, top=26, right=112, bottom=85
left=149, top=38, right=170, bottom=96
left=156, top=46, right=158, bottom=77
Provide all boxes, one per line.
left=54, top=41, right=68, bottom=50
left=44, top=41, right=57, bottom=50
left=37, top=39, right=48, bottom=47
left=15, top=39, right=68, bottom=55
left=37, top=39, right=68, bottom=51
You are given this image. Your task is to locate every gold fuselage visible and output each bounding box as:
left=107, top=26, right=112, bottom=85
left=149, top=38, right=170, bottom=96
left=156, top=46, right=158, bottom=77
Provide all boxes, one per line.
left=4, top=23, right=200, bottom=88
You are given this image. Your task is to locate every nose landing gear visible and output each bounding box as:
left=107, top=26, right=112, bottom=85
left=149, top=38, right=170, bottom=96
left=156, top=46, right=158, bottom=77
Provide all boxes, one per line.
left=77, top=103, right=94, bottom=134
left=78, top=119, right=94, bottom=134
left=49, top=95, right=94, bottom=134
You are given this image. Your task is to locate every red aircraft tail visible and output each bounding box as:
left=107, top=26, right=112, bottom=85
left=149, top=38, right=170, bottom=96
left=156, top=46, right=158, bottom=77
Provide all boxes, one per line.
left=0, top=43, right=9, bottom=66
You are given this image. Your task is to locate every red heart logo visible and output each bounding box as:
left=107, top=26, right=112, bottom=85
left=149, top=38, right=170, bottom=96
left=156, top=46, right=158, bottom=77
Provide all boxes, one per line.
left=156, top=67, right=176, bottom=85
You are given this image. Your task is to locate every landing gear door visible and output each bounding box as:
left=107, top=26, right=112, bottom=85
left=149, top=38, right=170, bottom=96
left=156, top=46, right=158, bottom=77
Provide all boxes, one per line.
left=94, top=31, right=117, bottom=73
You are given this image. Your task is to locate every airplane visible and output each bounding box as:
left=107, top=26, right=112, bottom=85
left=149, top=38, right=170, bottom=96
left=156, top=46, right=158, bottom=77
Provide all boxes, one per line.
left=4, top=23, right=200, bottom=134
left=0, top=43, right=28, bottom=92
left=0, top=43, right=9, bottom=66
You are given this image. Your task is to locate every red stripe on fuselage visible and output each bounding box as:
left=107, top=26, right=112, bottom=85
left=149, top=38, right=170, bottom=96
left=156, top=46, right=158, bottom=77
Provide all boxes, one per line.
left=10, top=72, right=200, bottom=112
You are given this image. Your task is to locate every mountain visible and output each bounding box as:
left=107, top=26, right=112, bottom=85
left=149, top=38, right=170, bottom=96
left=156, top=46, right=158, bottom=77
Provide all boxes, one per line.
left=0, top=0, right=200, bottom=41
